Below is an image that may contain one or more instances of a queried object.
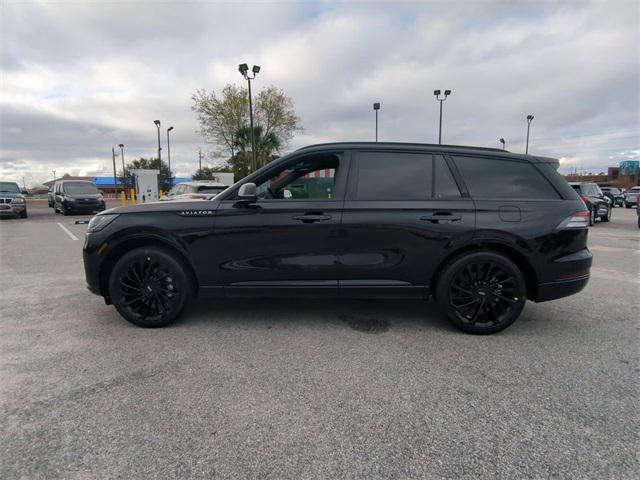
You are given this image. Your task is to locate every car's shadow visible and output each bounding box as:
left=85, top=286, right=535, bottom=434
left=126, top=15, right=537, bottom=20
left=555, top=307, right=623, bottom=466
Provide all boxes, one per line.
left=177, top=297, right=457, bottom=334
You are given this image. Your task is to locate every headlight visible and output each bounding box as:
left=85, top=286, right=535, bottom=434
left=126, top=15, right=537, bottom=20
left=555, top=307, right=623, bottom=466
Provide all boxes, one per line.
left=97, top=194, right=104, bottom=201
left=11, top=198, right=25, bottom=204
left=87, top=214, right=119, bottom=233
left=66, top=197, right=76, bottom=202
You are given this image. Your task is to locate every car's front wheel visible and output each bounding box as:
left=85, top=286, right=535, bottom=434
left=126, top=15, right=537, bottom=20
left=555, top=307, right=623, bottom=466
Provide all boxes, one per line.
left=109, top=246, right=192, bottom=327
left=601, top=205, right=611, bottom=222
left=436, top=251, right=527, bottom=334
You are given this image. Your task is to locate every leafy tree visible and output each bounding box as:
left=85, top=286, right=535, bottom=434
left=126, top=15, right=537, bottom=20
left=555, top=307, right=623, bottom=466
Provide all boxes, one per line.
left=192, top=165, right=233, bottom=181
left=192, top=84, right=301, bottom=164
left=118, top=157, right=173, bottom=192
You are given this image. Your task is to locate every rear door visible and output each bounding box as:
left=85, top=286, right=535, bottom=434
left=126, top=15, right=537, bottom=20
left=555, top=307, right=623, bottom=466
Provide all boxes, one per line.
left=338, top=150, right=475, bottom=298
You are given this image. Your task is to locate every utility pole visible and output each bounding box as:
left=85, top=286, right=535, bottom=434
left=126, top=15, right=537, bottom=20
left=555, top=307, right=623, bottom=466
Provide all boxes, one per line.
left=52, top=170, right=56, bottom=181
left=22, top=176, right=26, bottom=190
left=199, top=149, right=202, bottom=171
left=434, top=90, right=452, bottom=144
left=118, top=144, right=125, bottom=193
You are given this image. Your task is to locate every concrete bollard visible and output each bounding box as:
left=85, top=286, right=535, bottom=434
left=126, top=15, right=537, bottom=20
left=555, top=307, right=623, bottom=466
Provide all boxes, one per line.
left=130, top=188, right=136, bottom=206
left=120, top=191, right=126, bottom=207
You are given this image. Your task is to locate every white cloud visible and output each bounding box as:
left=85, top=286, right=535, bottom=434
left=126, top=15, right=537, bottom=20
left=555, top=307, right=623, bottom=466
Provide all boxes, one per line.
left=1, top=0, right=638, bottom=185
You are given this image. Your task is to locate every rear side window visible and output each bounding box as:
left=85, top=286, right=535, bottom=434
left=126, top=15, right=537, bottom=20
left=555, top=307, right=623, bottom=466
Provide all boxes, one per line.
left=356, top=152, right=432, bottom=200
left=453, top=156, right=560, bottom=199
left=434, top=155, right=461, bottom=199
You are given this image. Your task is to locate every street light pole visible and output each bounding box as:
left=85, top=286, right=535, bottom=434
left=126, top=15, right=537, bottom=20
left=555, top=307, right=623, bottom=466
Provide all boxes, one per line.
left=239, top=63, right=260, bottom=173
left=118, top=144, right=125, bottom=192
left=111, top=146, right=117, bottom=196
left=499, top=138, right=506, bottom=151
left=434, top=89, right=452, bottom=144
left=153, top=120, right=162, bottom=163
left=525, top=115, right=534, bottom=154
left=52, top=170, right=56, bottom=181
left=373, top=102, right=380, bottom=142
left=167, top=126, right=174, bottom=187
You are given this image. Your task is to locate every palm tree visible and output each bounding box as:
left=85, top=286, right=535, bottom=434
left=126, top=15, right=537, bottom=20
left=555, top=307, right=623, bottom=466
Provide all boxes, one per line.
left=233, top=125, right=281, bottom=168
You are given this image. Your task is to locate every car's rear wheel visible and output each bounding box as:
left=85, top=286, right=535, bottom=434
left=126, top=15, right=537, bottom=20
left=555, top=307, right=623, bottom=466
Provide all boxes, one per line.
left=590, top=208, right=597, bottom=225
left=109, top=246, right=192, bottom=328
left=436, top=251, right=527, bottom=334
left=601, top=205, right=611, bottom=222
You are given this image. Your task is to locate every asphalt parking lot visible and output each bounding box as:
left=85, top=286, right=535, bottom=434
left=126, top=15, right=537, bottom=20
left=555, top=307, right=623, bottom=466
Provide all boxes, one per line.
left=1, top=200, right=638, bottom=479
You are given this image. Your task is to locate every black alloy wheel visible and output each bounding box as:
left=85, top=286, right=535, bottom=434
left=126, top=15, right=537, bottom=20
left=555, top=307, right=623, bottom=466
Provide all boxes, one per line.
left=437, top=251, right=526, bottom=334
left=109, top=247, right=191, bottom=327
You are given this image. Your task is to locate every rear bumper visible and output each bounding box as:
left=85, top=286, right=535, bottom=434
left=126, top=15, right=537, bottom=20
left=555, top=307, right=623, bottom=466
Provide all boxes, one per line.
left=535, top=248, right=592, bottom=302
left=536, top=275, right=590, bottom=302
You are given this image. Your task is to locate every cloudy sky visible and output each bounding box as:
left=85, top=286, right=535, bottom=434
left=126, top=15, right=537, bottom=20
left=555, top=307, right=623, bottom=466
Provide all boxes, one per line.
left=1, top=0, right=638, bottom=186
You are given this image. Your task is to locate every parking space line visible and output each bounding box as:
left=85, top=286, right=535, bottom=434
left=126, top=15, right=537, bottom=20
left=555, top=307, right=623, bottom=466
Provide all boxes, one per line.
left=57, top=222, right=79, bottom=241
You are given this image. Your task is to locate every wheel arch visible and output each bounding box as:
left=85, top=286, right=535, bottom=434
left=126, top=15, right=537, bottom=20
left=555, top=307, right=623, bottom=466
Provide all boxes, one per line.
left=431, top=241, right=539, bottom=301
left=99, top=235, right=199, bottom=304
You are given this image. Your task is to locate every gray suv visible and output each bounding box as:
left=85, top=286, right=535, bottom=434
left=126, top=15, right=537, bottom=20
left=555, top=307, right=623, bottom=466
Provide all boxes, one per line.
left=0, top=181, right=28, bottom=218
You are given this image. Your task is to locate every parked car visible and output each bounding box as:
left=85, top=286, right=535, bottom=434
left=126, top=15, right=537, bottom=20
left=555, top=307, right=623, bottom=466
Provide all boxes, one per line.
left=83, top=142, right=592, bottom=335
left=53, top=180, right=106, bottom=215
left=47, top=184, right=56, bottom=207
left=623, top=186, right=640, bottom=208
left=0, top=181, right=28, bottom=218
left=599, top=186, right=624, bottom=207
left=569, top=182, right=611, bottom=225
left=159, top=181, right=228, bottom=201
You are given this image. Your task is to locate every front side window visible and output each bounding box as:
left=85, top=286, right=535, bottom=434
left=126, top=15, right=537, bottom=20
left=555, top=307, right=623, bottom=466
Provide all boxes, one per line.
left=356, top=152, right=432, bottom=200
left=453, top=156, right=560, bottom=199
left=254, top=154, right=339, bottom=200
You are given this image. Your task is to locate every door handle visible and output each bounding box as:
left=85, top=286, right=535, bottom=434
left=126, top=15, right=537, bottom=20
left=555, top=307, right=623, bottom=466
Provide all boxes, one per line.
left=292, top=213, right=332, bottom=223
left=420, top=213, right=462, bottom=224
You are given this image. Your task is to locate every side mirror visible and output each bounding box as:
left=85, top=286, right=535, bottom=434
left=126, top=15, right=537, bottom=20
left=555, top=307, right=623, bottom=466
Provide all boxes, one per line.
left=237, top=182, right=257, bottom=203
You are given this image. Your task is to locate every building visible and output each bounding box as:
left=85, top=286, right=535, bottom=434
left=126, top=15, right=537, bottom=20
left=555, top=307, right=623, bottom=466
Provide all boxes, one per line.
left=564, top=162, right=639, bottom=189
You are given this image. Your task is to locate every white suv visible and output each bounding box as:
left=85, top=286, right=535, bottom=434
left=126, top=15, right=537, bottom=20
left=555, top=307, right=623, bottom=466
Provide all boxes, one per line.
left=160, top=181, right=228, bottom=201
left=624, top=186, right=640, bottom=208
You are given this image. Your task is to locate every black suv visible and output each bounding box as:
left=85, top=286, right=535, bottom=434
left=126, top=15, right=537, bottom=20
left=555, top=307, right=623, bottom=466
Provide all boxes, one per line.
left=53, top=180, right=106, bottom=215
left=569, top=182, right=611, bottom=225
left=83, top=143, right=592, bottom=334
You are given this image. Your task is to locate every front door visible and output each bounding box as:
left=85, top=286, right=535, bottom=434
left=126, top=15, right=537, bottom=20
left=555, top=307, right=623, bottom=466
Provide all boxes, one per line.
left=206, top=151, right=349, bottom=297
left=339, top=151, right=475, bottom=298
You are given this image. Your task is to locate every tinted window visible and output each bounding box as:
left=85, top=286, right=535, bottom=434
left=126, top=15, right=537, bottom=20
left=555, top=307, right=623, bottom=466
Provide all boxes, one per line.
left=356, top=152, right=432, bottom=200
left=434, top=156, right=461, bottom=199
left=453, top=156, right=560, bottom=199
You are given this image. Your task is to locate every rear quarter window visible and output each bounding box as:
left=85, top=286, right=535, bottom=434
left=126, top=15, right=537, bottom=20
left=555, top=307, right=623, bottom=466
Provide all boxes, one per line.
left=452, top=156, right=561, bottom=199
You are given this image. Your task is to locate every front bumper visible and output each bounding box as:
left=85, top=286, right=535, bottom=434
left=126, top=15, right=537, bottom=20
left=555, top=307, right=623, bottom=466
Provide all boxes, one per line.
left=66, top=201, right=105, bottom=212
left=0, top=203, right=26, bottom=216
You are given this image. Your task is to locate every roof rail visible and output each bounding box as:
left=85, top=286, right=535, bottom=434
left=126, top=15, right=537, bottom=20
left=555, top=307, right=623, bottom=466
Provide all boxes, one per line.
left=296, top=141, right=508, bottom=153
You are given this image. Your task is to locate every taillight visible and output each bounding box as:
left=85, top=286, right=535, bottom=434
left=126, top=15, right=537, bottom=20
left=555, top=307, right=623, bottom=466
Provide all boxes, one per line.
left=557, top=210, right=590, bottom=229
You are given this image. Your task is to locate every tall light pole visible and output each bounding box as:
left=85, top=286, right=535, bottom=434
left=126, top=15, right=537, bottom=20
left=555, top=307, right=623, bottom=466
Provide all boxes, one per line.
left=111, top=146, right=117, bottom=196
left=434, top=89, right=452, bottom=144
left=239, top=63, right=260, bottom=173
left=52, top=170, right=56, bottom=181
left=153, top=120, right=162, bottom=163
left=167, top=126, right=174, bottom=187
left=118, top=144, right=125, bottom=192
left=499, top=138, right=506, bottom=150
left=373, top=102, right=380, bottom=142
left=525, top=114, right=534, bottom=154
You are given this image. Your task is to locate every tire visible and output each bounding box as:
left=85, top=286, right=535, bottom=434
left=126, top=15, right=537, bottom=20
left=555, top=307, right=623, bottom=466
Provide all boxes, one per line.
left=625, top=203, right=631, bottom=208
left=19, top=209, right=27, bottom=219
left=109, top=246, right=192, bottom=328
left=436, top=251, right=527, bottom=335
left=601, top=206, right=611, bottom=222
left=61, top=203, right=69, bottom=215
left=589, top=208, right=595, bottom=226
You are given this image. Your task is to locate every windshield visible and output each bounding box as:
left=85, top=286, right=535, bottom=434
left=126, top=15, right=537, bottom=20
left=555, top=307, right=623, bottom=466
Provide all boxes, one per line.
left=63, top=182, right=99, bottom=195
left=0, top=182, right=20, bottom=193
